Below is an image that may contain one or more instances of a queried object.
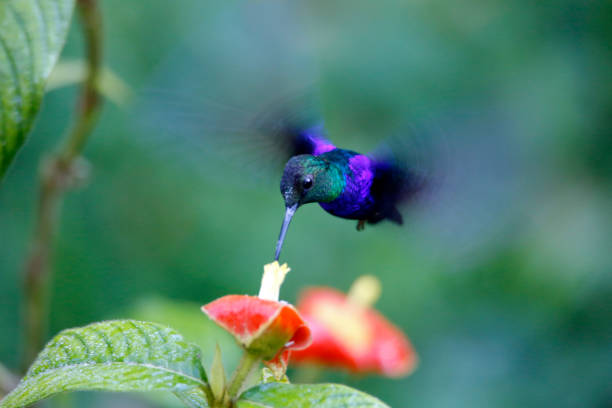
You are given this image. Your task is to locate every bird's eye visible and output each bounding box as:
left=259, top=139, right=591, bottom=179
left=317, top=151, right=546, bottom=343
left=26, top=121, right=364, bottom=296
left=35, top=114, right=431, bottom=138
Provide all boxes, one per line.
left=302, top=176, right=313, bottom=190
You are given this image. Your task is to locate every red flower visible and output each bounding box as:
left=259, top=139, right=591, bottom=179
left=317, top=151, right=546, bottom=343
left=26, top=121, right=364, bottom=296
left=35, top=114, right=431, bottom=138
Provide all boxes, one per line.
left=202, top=295, right=311, bottom=360
left=291, top=282, right=417, bottom=377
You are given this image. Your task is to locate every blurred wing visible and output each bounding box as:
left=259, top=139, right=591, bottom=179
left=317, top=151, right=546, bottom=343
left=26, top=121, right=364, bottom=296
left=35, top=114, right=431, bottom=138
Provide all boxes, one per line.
left=136, top=86, right=333, bottom=184
left=367, top=112, right=521, bottom=265
left=249, top=92, right=336, bottom=158
left=369, top=123, right=442, bottom=213
left=130, top=1, right=323, bottom=185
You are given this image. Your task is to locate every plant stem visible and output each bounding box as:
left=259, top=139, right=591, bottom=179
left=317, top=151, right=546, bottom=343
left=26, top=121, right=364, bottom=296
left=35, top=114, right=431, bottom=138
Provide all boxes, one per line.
left=226, top=351, right=260, bottom=402
left=20, top=0, right=103, bottom=372
left=59, top=0, right=103, bottom=163
left=200, top=383, right=216, bottom=408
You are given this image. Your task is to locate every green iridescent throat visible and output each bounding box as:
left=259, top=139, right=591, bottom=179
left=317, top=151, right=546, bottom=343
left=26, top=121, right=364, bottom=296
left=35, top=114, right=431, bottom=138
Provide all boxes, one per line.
left=298, top=155, right=345, bottom=204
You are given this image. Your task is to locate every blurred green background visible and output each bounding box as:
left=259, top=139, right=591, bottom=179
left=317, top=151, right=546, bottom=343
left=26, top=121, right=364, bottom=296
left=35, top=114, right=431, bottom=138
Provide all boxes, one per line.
left=1, top=0, right=611, bottom=407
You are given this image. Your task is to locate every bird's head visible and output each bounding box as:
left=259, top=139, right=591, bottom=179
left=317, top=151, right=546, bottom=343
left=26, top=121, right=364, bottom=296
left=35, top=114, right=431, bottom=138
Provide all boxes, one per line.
left=280, top=155, right=342, bottom=207
left=274, top=155, right=344, bottom=260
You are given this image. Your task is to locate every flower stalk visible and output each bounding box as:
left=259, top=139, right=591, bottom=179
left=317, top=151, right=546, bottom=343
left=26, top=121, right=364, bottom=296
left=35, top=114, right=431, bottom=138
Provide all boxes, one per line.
left=226, top=351, right=260, bottom=400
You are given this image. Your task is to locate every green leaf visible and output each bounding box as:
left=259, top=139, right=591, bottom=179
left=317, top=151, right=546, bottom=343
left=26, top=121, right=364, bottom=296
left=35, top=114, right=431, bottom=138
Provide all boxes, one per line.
left=0, top=320, right=209, bottom=408
left=127, top=296, right=242, bottom=370
left=174, top=387, right=210, bottom=408
left=209, top=344, right=226, bottom=401
left=237, top=383, right=391, bottom=408
left=127, top=297, right=243, bottom=408
left=0, top=0, right=75, bottom=179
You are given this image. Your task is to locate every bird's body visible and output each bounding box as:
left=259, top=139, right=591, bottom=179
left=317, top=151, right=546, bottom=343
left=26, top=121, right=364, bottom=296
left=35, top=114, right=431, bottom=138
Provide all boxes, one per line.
left=317, top=149, right=376, bottom=221
left=274, top=126, right=426, bottom=260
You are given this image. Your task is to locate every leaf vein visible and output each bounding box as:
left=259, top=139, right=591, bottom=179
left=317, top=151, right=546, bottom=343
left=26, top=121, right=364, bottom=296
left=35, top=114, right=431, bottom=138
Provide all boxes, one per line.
left=128, top=320, right=153, bottom=362
left=0, top=33, right=22, bottom=144
left=32, top=0, right=49, bottom=61
left=64, top=331, right=91, bottom=358
left=7, top=2, right=40, bottom=125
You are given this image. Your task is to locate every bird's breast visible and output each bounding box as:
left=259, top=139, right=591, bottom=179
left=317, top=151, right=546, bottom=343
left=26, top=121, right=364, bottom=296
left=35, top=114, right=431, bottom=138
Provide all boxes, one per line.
left=319, top=154, right=376, bottom=219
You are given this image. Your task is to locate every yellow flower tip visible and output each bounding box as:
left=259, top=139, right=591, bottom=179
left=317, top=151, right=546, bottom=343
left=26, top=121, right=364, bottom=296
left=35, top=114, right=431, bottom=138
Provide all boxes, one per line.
left=258, top=261, right=291, bottom=301
left=347, top=274, right=382, bottom=308
left=311, top=301, right=372, bottom=353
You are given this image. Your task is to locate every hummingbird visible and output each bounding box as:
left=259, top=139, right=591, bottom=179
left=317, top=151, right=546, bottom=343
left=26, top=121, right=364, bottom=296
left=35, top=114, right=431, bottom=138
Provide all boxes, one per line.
left=137, top=88, right=435, bottom=261
left=271, top=121, right=431, bottom=261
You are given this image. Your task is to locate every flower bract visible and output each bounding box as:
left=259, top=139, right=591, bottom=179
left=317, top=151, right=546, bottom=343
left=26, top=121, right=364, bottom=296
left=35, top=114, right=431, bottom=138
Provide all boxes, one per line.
left=291, top=283, right=417, bottom=377
left=202, top=295, right=311, bottom=360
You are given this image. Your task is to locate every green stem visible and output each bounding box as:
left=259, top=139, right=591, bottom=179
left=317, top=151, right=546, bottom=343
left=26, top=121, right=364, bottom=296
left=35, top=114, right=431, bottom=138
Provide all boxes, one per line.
left=226, top=351, right=260, bottom=402
left=200, top=383, right=216, bottom=408
left=20, top=0, right=103, bottom=372
left=59, top=0, right=103, bottom=163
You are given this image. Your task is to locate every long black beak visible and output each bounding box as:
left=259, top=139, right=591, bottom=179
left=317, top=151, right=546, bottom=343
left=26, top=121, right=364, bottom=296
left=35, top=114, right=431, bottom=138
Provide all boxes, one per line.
left=274, top=203, right=298, bottom=261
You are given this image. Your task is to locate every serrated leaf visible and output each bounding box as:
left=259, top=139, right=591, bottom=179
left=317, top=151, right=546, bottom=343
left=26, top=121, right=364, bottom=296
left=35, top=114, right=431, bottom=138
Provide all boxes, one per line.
left=237, top=383, right=390, bottom=408
left=0, top=0, right=74, bottom=179
left=127, top=296, right=242, bottom=370
left=0, top=320, right=209, bottom=408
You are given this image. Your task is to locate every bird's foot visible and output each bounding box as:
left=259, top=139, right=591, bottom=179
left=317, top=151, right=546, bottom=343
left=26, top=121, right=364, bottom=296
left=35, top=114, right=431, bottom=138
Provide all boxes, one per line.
left=356, top=220, right=366, bottom=231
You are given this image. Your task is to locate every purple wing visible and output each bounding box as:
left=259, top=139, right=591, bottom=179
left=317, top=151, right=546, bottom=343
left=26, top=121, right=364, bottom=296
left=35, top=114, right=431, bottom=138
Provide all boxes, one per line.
left=279, top=123, right=336, bottom=157
left=250, top=93, right=335, bottom=159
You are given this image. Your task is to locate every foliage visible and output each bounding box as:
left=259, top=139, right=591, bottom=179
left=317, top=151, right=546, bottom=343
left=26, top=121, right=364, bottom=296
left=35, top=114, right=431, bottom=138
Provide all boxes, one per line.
left=0, top=320, right=208, bottom=407
left=0, top=0, right=74, bottom=178
left=0, top=319, right=390, bottom=408
left=127, top=296, right=241, bottom=369
left=1, top=1, right=611, bottom=407
left=237, top=383, right=389, bottom=407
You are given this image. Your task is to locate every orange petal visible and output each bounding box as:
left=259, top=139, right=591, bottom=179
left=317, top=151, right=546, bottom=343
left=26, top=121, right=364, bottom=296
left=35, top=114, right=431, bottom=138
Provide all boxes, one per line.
left=291, top=287, right=417, bottom=377
left=202, top=295, right=311, bottom=360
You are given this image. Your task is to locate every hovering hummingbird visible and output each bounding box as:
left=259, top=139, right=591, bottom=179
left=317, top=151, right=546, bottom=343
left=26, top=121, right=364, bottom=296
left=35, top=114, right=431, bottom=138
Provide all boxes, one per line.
left=270, top=120, right=432, bottom=261
left=139, top=89, right=437, bottom=261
